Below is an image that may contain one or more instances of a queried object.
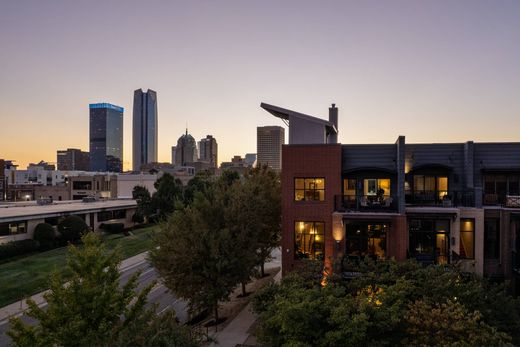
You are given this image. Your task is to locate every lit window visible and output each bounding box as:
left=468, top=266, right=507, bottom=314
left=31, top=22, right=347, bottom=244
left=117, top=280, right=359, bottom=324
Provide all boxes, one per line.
left=460, top=218, right=474, bottom=259
left=363, top=179, right=391, bottom=196
left=294, top=221, right=324, bottom=260
left=294, top=178, right=325, bottom=201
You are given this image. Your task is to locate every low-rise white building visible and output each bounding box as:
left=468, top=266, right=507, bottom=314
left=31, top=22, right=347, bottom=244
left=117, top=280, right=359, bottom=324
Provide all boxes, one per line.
left=0, top=199, right=138, bottom=244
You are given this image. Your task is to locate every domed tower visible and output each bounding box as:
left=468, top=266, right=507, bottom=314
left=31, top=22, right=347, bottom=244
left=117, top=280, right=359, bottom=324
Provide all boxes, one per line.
left=174, top=129, right=198, bottom=166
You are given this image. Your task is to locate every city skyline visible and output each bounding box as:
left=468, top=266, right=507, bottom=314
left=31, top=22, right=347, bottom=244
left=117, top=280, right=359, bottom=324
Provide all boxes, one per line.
left=1, top=1, right=520, bottom=170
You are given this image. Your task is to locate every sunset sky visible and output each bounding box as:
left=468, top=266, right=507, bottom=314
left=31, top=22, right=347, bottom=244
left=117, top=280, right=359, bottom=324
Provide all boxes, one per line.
left=1, top=0, right=519, bottom=170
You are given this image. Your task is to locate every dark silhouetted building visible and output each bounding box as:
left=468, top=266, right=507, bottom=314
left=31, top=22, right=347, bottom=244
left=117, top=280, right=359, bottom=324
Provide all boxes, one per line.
left=198, top=135, right=218, bottom=168
left=174, top=130, right=197, bottom=166
left=28, top=160, right=55, bottom=171
left=57, top=148, right=90, bottom=171
left=89, top=103, right=124, bottom=172
left=133, top=89, right=158, bottom=171
left=257, top=126, right=284, bottom=172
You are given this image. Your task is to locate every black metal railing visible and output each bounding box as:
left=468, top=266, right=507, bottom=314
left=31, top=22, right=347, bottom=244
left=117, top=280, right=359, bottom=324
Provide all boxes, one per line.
left=483, top=194, right=520, bottom=208
left=334, top=194, right=397, bottom=212
left=406, top=190, right=474, bottom=207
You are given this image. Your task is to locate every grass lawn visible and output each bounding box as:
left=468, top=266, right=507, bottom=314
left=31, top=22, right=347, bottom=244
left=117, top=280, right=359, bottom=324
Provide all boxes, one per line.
left=0, top=226, right=157, bottom=308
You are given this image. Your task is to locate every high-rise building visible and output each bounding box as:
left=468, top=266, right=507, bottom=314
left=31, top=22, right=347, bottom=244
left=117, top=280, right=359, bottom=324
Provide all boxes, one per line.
left=57, top=148, right=90, bottom=171
left=198, top=135, right=218, bottom=168
left=174, top=130, right=198, bottom=166
left=257, top=126, right=285, bottom=172
left=132, top=89, right=158, bottom=171
left=89, top=103, right=124, bottom=172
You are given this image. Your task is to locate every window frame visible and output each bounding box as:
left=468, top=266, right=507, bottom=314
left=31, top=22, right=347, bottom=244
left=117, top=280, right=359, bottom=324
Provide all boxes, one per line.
left=459, top=218, right=475, bottom=260
left=294, top=177, right=325, bottom=202
left=294, top=221, right=325, bottom=260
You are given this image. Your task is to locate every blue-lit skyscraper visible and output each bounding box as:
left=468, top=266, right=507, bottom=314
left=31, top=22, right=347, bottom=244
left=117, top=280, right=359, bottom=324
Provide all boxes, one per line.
left=132, top=89, right=158, bottom=171
left=89, top=103, right=124, bottom=172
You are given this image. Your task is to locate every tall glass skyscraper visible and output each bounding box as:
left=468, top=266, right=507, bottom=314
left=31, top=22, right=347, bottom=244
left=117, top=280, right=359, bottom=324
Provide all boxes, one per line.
left=132, top=89, right=158, bottom=171
left=89, top=103, right=124, bottom=172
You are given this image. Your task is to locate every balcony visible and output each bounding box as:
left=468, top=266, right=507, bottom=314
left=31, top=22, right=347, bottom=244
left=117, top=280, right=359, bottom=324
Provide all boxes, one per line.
left=406, top=190, right=474, bottom=207
left=483, top=194, right=520, bottom=208
left=334, top=194, right=397, bottom=212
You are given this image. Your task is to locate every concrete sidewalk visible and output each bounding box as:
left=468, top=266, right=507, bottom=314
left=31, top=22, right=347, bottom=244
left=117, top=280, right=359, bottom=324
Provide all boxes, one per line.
left=209, top=269, right=281, bottom=347
left=0, top=251, right=149, bottom=324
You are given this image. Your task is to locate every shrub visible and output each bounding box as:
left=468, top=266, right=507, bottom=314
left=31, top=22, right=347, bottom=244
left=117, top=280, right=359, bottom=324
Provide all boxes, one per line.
left=33, top=223, right=56, bottom=249
left=132, top=212, right=144, bottom=224
left=58, top=216, right=88, bottom=242
left=99, top=223, right=125, bottom=234
left=0, top=239, right=40, bottom=261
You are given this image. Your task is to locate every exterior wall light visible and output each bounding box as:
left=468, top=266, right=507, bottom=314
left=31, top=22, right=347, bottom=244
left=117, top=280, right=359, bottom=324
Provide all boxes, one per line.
left=333, top=224, right=345, bottom=243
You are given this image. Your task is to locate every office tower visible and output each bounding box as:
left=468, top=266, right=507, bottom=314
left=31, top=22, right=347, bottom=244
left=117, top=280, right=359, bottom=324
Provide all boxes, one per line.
left=132, top=89, right=158, bottom=171
left=171, top=146, right=177, bottom=165
left=198, top=135, right=218, bottom=168
left=174, top=130, right=197, bottom=166
left=57, top=149, right=90, bottom=171
left=89, top=103, right=124, bottom=172
left=257, top=126, right=285, bottom=172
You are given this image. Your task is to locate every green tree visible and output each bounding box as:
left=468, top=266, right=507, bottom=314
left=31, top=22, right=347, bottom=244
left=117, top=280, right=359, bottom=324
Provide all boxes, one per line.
left=8, top=233, right=151, bottom=346
left=133, top=185, right=153, bottom=220
left=253, top=259, right=517, bottom=346
left=150, top=187, right=238, bottom=331
left=227, top=177, right=267, bottom=296
left=243, top=165, right=281, bottom=276
left=8, top=232, right=198, bottom=347
left=182, top=170, right=214, bottom=205
left=57, top=215, right=88, bottom=242
left=405, top=300, right=511, bottom=346
left=151, top=173, right=183, bottom=218
left=33, top=223, right=56, bottom=249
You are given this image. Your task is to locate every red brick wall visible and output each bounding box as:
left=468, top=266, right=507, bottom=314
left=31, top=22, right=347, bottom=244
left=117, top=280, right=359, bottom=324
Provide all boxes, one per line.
left=281, top=144, right=342, bottom=276
left=387, top=215, right=407, bottom=261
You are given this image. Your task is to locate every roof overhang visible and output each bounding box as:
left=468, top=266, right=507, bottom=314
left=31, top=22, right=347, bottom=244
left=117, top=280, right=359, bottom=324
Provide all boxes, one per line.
left=260, top=102, right=338, bottom=134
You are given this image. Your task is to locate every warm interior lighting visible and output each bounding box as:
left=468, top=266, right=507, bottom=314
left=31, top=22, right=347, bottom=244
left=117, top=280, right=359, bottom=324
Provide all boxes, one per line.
left=332, top=222, right=345, bottom=242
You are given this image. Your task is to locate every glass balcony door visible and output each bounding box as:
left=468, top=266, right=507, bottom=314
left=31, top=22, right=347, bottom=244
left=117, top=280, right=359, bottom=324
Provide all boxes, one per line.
left=409, top=219, right=450, bottom=265
left=345, top=222, right=387, bottom=260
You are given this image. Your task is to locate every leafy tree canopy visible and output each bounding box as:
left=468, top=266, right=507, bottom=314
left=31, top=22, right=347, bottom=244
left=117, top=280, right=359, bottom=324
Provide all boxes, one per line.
left=8, top=232, right=199, bottom=347
left=253, top=259, right=517, bottom=346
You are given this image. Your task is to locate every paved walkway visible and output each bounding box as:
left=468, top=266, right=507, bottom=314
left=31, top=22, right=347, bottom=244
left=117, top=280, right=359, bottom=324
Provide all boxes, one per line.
left=209, top=269, right=281, bottom=347
left=0, top=251, right=149, bottom=324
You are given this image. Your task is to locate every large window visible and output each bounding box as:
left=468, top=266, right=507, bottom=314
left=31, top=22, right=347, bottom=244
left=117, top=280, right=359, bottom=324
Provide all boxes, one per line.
left=484, top=219, right=500, bottom=260
left=345, top=222, right=387, bottom=259
left=0, top=222, right=27, bottom=236
left=459, top=218, right=475, bottom=259
left=363, top=178, right=390, bottom=196
left=294, top=178, right=325, bottom=202
left=413, top=175, right=448, bottom=200
left=484, top=175, right=520, bottom=205
left=409, top=219, right=450, bottom=264
left=294, top=221, right=324, bottom=260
